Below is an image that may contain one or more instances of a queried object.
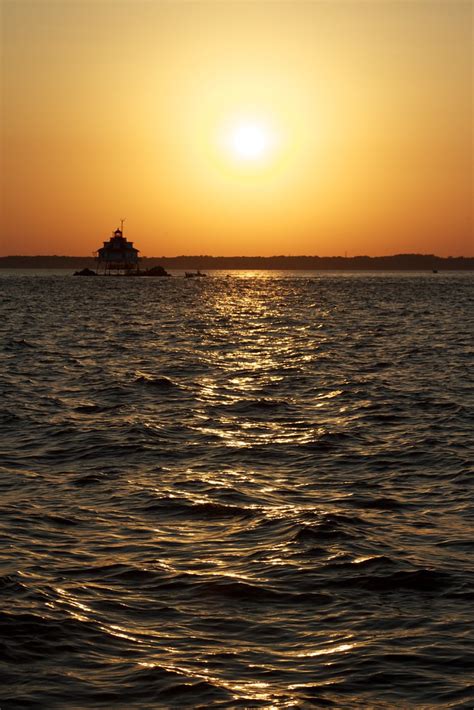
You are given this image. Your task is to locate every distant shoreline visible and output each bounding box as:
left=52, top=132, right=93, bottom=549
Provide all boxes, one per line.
left=0, top=255, right=473, bottom=270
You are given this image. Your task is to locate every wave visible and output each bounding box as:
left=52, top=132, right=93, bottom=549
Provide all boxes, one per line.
left=332, top=568, right=452, bottom=592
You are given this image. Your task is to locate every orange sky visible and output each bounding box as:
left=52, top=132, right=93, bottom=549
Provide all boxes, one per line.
left=1, top=0, right=472, bottom=257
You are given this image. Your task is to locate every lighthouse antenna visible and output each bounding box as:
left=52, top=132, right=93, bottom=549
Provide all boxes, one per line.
left=120, top=217, right=126, bottom=234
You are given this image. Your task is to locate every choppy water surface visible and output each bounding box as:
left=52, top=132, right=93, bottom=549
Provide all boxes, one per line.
left=1, top=271, right=473, bottom=709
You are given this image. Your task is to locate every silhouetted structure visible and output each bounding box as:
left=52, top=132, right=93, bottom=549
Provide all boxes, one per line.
left=96, top=222, right=139, bottom=275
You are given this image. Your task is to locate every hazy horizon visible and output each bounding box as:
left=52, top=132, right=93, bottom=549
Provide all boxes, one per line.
left=1, top=251, right=472, bottom=262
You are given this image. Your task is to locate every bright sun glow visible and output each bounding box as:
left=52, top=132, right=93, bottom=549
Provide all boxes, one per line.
left=228, top=121, right=272, bottom=160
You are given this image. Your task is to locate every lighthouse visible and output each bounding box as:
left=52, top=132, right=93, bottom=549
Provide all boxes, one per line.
left=96, top=220, right=140, bottom=275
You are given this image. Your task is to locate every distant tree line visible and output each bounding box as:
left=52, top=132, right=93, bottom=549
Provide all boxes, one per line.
left=1, top=254, right=473, bottom=270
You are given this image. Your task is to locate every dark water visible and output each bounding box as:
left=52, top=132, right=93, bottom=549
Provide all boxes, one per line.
left=1, top=271, right=473, bottom=709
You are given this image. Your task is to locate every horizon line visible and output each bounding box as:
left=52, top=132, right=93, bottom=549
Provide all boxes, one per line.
left=1, top=253, right=473, bottom=260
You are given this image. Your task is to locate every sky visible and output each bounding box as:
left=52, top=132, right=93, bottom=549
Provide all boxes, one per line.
left=1, top=0, right=472, bottom=257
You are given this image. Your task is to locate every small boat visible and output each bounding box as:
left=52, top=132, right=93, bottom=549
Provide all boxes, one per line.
left=185, top=270, right=207, bottom=278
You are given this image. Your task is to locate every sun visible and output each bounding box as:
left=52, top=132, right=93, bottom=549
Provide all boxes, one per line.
left=227, top=120, right=273, bottom=161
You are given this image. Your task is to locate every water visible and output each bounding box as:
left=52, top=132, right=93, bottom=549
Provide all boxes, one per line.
left=1, top=271, right=472, bottom=709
